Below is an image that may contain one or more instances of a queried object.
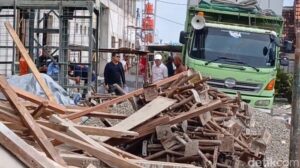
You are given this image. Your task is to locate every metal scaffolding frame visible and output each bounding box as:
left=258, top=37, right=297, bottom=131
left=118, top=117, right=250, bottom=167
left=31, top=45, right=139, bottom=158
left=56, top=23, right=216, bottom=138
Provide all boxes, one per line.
left=0, top=0, right=100, bottom=92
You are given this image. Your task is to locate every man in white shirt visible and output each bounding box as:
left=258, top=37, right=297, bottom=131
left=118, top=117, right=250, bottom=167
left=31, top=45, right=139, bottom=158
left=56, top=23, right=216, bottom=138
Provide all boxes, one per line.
left=121, top=55, right=129, bottom=73
left=152, top=53, right=168, bottom=83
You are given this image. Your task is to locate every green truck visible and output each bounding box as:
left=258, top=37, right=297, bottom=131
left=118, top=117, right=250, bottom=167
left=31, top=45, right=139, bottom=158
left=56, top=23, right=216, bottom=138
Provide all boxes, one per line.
left=180, top=1, right=291, bottom=110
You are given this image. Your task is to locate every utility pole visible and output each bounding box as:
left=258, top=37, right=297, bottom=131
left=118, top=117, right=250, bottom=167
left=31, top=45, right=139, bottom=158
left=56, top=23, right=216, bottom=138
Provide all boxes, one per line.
left=290, top=0, right=300, bottom=167
left=154, top=0, right=157, bottom=43
left=135, top=8, right=140, bottom=50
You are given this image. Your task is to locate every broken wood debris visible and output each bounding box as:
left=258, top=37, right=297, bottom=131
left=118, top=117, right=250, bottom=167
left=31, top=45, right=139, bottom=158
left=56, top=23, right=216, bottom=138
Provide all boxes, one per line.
left=0, top=69, right=269, bottom=168
left=91, top=70, right=267, bottom=168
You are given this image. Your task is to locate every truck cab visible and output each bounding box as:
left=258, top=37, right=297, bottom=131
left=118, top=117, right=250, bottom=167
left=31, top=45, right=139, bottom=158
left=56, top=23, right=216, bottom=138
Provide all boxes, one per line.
left=180, top=2, right=288, bottom=109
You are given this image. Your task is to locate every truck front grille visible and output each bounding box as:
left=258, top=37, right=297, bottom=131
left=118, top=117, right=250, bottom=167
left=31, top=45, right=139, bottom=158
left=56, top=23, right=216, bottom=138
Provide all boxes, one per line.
left=207, top=79, right=262, bottom=92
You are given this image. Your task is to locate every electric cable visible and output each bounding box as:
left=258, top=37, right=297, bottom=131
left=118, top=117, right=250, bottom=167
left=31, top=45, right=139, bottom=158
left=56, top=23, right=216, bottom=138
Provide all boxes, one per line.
left=157, top=0, right=187, bottom=6
left=154, top=14, right=184, bottom=26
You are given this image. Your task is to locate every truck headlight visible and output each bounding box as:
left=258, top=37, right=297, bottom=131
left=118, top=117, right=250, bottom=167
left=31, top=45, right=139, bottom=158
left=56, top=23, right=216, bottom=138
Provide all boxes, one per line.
left=255, top=100, right=270, bottom=106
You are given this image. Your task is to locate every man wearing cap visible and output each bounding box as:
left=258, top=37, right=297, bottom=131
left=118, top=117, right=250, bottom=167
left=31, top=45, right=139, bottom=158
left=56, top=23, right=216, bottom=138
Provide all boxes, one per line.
left=152, top=53, right=168, bottom=83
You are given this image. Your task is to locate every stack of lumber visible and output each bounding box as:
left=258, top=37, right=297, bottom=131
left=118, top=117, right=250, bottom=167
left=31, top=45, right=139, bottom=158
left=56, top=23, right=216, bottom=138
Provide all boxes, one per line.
left=0, top=22, right=269, bottom=168
left=0, top=74, right=201, bottom=168
left=0, top=70, right=270, bottom=168
left=94, top=71, right=270, bottom=168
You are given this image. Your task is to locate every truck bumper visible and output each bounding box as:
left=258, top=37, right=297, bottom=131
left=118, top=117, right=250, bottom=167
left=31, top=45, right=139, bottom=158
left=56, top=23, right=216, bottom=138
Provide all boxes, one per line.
left=225, top=92, right=274, bottom=109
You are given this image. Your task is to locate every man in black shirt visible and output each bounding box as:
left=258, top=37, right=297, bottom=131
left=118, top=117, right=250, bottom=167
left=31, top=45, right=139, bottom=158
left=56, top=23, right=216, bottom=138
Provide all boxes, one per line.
left=104, top=53, right=126, bottom=95
left=37, top=46, right=52, bottom=73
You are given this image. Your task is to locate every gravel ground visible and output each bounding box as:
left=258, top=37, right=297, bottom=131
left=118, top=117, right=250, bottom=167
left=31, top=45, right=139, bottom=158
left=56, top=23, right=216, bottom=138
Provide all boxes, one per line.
left=83, top=100, right=135, bottom=126
left=251, top=100, right=291, bottom=168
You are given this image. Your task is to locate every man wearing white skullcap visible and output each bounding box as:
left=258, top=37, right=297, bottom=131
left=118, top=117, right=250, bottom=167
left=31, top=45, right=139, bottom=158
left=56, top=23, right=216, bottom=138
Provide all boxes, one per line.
left=151, top=53, right=168, bottom=82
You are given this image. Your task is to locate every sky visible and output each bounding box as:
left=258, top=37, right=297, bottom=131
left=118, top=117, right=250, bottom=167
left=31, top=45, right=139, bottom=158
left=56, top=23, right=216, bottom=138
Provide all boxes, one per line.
left=139, top=0, right=294, bottom=44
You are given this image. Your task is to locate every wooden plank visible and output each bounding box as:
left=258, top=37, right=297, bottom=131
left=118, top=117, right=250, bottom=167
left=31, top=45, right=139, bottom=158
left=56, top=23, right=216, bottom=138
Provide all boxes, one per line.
left=12, top=86, right=66, bottom=114
left=0, top=77, right=67, bottom=166
left=79, top=126, right=138, bottom=138
left=0, top=145, right=26, bottom=168
left=64, top=71, right=187, bottom=120
left=5, top=22, right=56, bottom=102
left=61, top=153, right=108, bottom=168
left=2, top=122, right=28, bottom=132
left=169, top=99, right=223, bottom=125
left=100, top=96, right=176, bottom=142
left=85, top=111, right=128, bottom=119
left=107, top=116, right=172, bottom=145
left=66, top=108, right=128, bottom=119
left=40, top=124, right=142, bottom=168
left=87, top=163, right=97, bottom=168
left=32, top=101, right=49, bottom=119
left=0, top=109, right=23, bottom=125
left=61, top=153, right=141, bottom=167
left=129, top=159, right=201, bottom=168
left=38, top=120, right=139, bottom=138
left=0, top=102, right=17, bottom=114
left=0, top=123, right=64, bottom=168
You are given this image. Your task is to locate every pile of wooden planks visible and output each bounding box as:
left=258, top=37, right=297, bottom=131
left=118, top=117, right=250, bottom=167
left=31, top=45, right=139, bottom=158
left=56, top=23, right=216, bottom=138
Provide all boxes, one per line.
left=0, top=69, right=270, bottom=168
left=88, top=71, right=270, bottom=168
left=0, top=73, right=202, bottom=168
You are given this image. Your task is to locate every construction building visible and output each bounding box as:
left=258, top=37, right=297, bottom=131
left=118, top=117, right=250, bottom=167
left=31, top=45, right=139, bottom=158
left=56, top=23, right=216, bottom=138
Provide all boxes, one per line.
left=0, top=0, right=137, bottom=90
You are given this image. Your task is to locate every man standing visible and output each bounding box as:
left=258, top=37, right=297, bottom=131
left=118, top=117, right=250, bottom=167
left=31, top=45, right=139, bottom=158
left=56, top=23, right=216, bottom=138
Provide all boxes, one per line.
left=165, top=56, right=175, bottom=77
left=104, top=53, right=126, bottom=95
left=152, top=53, right=168, bottom=83
left=174, top=55, right=187, bottom=74
left=37, top=46, right=51, bottom=73
left=121, top=54, right=131, bottom=73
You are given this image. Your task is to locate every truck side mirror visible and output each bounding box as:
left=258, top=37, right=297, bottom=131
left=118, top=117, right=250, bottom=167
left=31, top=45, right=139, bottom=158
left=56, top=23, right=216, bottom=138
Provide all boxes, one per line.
left=283, top=40, right=293, bottom=53
left=179, top=31, right=188, bottom=44
left=280, top=56, right=289, bottom=66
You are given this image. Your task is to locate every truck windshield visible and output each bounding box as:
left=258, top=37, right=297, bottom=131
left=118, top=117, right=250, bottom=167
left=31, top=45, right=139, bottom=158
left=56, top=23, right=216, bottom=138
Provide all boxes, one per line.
left=190, top=27, right=276, bottom=68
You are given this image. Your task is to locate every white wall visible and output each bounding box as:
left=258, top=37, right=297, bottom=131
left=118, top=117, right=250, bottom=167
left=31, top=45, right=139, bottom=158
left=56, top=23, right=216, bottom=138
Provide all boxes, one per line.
left=101, top=0, right=136, bottom=49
